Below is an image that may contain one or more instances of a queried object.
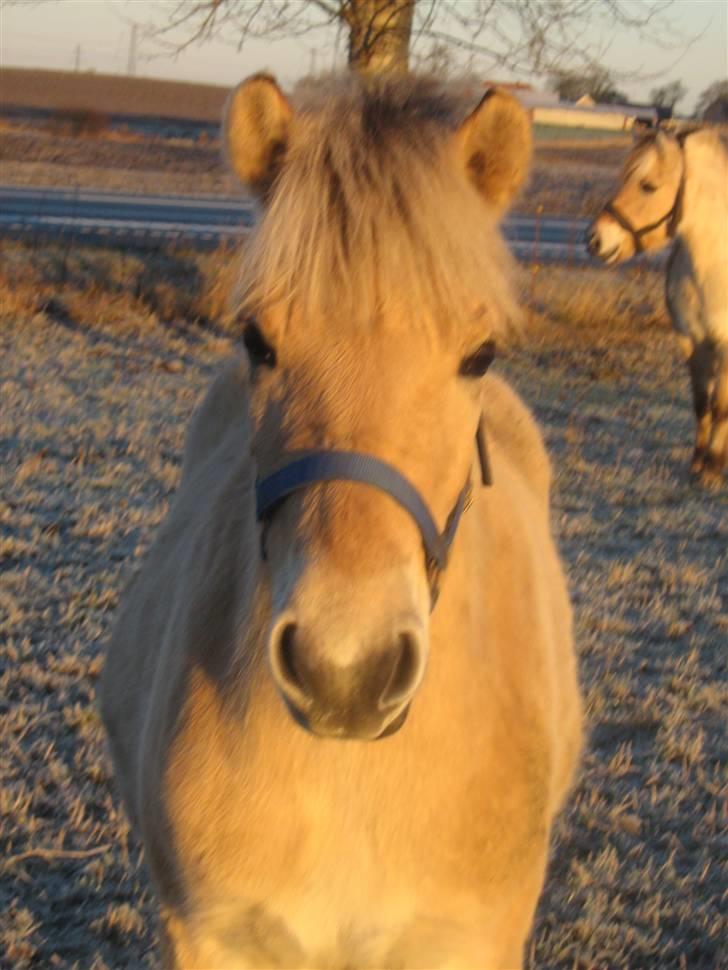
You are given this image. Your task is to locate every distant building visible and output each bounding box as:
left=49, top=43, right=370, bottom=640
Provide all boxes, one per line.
left=478, top=79, right=659, bottom=133
left=523, top=95, right=657, bottom=133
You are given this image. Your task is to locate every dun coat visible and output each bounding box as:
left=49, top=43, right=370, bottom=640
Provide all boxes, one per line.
left=101, top=74, right=583, bottom=969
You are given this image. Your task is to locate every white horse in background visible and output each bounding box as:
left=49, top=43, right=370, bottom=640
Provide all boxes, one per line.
left=587, top=128, right=728, bottom=487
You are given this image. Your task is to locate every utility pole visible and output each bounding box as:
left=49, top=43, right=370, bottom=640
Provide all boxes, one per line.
left=309, top=49, right=318, bottom=76
left=74, top=43, right=81, bottom=72
left=127, top=24, right=138, bottom=77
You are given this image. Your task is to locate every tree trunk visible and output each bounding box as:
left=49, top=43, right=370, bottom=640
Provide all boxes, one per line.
left=345, top=0, right=415, bottom=74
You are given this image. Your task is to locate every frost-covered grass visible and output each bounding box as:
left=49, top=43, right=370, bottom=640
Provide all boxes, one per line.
left=1, top=245, right=725, bottom=968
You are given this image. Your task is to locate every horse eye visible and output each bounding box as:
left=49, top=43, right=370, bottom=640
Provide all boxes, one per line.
left=640, top=180, right=657, bottom=193
left=243, top=320, right=276, bottom=368
left=459, top=338, right=496, bottom=378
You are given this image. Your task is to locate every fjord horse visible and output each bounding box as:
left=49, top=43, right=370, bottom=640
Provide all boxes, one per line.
left=588, top=128, right=728, bottom=486
left=101, top=75, right=582, bottom=968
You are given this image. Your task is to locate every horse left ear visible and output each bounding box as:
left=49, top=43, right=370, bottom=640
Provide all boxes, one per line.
left=455, top=89, right=532, bottom=215
left=224, top=73, right=293, bottom=199
left=653, top=129, right=677, bottom=158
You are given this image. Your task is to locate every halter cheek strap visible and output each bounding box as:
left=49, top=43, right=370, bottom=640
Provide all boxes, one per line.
left=255, top=417, right=492, bottom=608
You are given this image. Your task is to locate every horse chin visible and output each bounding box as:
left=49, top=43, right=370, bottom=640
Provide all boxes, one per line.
left=284, top=698, right=411, bottom=741
left=373, top=703, right=411, bottom=739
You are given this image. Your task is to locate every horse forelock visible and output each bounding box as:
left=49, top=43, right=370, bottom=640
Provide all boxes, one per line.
left=237, top=75, right=520, bottom=342
left=624, top=126, right=725, bottom=180
left=623, top=132, right=665, bottom=180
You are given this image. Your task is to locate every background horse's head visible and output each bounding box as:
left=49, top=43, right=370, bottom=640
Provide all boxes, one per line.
left=587, top=130, right=685, bottom=263
left=225, top=74, right=531, bottom=740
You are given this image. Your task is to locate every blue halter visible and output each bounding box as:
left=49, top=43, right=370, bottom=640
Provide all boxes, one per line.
left=255, top=418, right=492, bottom=607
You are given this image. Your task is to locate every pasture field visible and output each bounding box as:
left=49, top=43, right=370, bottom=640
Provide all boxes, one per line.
left=0, top=120, right=621, bottom=216
left=1, top=242, right=726, bottom=969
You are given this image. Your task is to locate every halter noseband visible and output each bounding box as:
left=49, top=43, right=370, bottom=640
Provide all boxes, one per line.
left=256, top=417, right=492, bottom=608
left=601, top=131, right=689, bottom=254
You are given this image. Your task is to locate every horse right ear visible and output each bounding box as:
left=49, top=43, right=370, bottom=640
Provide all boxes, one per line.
left=224, top=74, right=293, bottom=199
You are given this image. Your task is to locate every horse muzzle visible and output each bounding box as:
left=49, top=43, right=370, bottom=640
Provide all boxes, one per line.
left=268, top=614, right=425, bottom=740
left=585, top=223, right=601, bottom=257
left=585, top=217, right=623, bottom=264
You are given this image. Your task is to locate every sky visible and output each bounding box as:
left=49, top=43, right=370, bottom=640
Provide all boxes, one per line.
left=1, top=0, right=726, bottom=112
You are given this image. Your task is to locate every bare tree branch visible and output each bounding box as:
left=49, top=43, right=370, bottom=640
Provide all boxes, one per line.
left=137, top=0, right=696, bottom=82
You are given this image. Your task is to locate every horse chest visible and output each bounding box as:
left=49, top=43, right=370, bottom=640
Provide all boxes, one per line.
left=666, top=242, right=705, bottom=341
left=169, top=746, right=547, bottom=969
left=187, top=883, right=500, bottom=969
left=666, top=238, right=728, bottom=344
left=162, top=632, right=556, bottom=967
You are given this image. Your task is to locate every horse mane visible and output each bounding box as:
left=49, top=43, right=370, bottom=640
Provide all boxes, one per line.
left=681, top=127, right=728, bottom=228
left=237, top=74, right=520, bottom=340
left=628, top=125, right=727, bottom=172
left=682, top=126, right=728, bottom=162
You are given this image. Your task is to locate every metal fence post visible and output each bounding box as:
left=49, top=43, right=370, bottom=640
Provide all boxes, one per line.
left=528, top=205, right=543, bottom=328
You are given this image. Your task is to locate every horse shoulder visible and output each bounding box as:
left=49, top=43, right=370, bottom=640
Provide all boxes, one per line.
left=100, top=358, right=257, bottom=825
left=666, top=240, right=702, bottom=341
left=700, top=250, right=728, bottom=341
left=667, top=240, right=728, bottom=346
left=480, top=373, right=551, bottom=507
left=679, top=133, right=728, bottom=340
left=181, top=356, right=252, bottom=485
left=478, top=373, right=582, bottom=814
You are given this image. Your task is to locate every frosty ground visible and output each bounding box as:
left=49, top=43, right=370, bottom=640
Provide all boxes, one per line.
left=1, top=246, right=726, bottom=969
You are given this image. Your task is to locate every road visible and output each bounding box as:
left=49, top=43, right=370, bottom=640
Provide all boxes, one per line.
left=0, top=184, right=591, bottom=262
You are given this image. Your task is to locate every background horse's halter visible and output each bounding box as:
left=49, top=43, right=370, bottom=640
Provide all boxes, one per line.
left=256, top=418, right=492, bottom=608
left=601, top=131, right=689, bottom=254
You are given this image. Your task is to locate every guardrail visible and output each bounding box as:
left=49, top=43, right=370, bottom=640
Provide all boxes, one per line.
left=0, top=185, right=594, bottom=263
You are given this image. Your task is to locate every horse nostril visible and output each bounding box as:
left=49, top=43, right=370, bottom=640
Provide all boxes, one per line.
left=279, top=622, right=300, bottom=682
left=271, top=621, right=314, bottom=707
left=380, top=631, right=424, bottom=710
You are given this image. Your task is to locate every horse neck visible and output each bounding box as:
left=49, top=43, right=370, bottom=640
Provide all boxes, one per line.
left=675, top=133, right=728, bottom=263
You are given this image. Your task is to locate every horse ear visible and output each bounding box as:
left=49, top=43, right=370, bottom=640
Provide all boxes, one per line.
left=224, top=74, right=293, bottom=198
left=455, top=89, right=532, bottom=215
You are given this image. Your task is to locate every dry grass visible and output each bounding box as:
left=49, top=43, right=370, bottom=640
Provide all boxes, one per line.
left=1, top=244, right=726, bottom=968
left=0, top=125, right=237, bottom=196
left=518, top=161, right=619, bottom=217
left=517, top=138, right=629, bottom=217
left=0, top=239, right=243, bottom=334
left=528, top=262, right=666, bottom=341
left=0, top=125, right=620, bottom=216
